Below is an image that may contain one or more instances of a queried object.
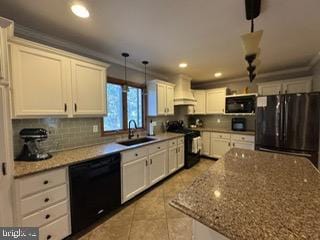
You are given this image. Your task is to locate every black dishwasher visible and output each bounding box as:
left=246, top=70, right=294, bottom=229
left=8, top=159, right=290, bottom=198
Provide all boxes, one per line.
left=69, top=153, right=121, bottom=234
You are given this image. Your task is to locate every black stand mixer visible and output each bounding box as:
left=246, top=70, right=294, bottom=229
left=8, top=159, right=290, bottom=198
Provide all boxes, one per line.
left=16, top=128, right=52, bottom=161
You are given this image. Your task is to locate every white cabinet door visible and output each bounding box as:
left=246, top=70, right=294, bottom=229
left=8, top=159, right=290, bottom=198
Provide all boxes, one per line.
left=282, top=78, right=312, bottom=94
left=206, top=88, right=226, bottom=114
left=122, top=157, right=148, bottom=203
left=0, top=28, right=9, bottom=85
left=258, top=82, right=282, bottom=96
left=149, top=150, right=167, bottom=186
left=10, top=44, right=69, bottom=117
left=157, top=83, right=166, bottom=115
left=166, top=85, right=175, bottom=115
left=168, top=147, right=178, bottom=174
left=194, top=91, right=206, bottom=114
left=211, top=138, right=231, bottom=158
left=201, top=132, right=211, bottom=156
left=177, top=145, right=185, bottom=169
left=71, top=60, right=106, bottom=116
left=231, top=140, right=255, bottom=150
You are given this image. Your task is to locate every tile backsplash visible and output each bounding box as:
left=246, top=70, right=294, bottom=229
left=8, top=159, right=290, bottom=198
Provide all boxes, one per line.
left=12, top=114, right=185, bottom=158
left=12, top=118, right=143, bottom=158
left=188, top=115, right=256, bottom=131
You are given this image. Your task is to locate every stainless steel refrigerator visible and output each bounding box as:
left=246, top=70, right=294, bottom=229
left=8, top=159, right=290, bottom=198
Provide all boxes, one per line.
left=255, top=92, right=320, bottom=166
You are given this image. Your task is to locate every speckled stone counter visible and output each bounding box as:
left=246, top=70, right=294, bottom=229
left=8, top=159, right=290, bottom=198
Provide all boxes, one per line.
left=171, top=148, right=320, bottom=240
left=189, top=127, right=255, bottom=136
left=14, top=132, right=184, bottom=178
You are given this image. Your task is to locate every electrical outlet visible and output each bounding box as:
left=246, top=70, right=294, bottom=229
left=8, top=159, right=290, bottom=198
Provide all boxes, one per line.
left=152, top=121, right=157, bottom=126
left=217, top=119, right=221, bottom=123
left=93, top=125, right=99, bottom=133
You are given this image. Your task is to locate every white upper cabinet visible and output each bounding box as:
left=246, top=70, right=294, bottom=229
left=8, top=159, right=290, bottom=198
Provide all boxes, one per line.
left=10, top=44, right=70, bottom=117
left=0, top=27, right=9, bottom=85
left=71, top=60, right=106, bottom=116
left=257, top=82, right=282, bottom=96
left=206, top=88, right=227, bottom=114
left=282, top=77, right=312, bottom=94
left=257, top=77, right=312, bottom=96
left=9, top=39, right=108, bottom=118
left=147, top=80, right=175, bottom=116
left=188, top=90, right=206, bottom=115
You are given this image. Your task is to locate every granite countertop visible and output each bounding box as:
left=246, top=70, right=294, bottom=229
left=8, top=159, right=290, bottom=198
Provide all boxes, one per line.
left=170, top=148, right=320, bottom=240
left=189, top=127, right=255, bottom=136
left=14, top=132, right=184, bottom=178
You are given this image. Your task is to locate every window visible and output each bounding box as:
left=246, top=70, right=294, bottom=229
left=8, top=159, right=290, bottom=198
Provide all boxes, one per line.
left=103, top=77, right=145, bottom=133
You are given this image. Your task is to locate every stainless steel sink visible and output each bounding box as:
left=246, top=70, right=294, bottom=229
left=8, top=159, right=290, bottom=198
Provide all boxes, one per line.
left=117, top=137, right=156, bottom=146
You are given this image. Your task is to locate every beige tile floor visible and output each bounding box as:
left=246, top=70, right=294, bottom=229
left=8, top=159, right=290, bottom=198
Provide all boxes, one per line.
left=76, top=158, right=215, bottom=240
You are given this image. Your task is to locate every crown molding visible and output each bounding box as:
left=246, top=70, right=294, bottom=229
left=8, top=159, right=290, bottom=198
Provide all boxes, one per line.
left=13, top=24, right=168, bottom=80
left=309, top=51, right=320, bottom=68
left=193, top=66, right=311, bottom=87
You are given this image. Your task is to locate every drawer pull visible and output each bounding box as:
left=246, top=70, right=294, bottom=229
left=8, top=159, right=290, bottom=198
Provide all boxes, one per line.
left=135, top=153, right=138, bottom=156
left=150, top=159, right=153, bottom=164
left=241, top=137, right=245, bottom=140
left=43, top=180, right=49, bottom=185
left=45, top=214, right=50, bottom=219
left=44, top=198, right=50, bottom=203
left=158, top=147, right=161, bottom=149
left=47, top=235, right=52, bottom=240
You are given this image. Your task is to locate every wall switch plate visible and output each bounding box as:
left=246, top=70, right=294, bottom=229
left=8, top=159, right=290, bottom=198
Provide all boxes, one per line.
left=152, top=121, right=157, bottom=126
left=93, top=125, right=99, bottom=133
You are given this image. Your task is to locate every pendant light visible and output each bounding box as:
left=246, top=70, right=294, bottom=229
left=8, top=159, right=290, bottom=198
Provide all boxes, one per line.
left=122, top=52, right=129, bottom=93
left=142, top=60, right=149, bottom=96
left=240, top=0, right=263, bottom=82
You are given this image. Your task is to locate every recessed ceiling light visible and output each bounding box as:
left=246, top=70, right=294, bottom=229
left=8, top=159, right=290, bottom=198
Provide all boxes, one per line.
left=214, top=72, right=222, bottom=78
left=179, top=63, right=188, bottom=68
left=71, top=4, right=90, bottom=18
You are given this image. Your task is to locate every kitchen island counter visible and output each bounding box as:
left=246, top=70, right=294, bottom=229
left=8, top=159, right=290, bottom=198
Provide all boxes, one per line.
left=170, top=148, right=320, bottom=240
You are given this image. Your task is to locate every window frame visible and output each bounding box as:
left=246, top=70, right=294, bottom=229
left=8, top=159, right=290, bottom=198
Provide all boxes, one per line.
left=101, top=77, right=147, bottom=136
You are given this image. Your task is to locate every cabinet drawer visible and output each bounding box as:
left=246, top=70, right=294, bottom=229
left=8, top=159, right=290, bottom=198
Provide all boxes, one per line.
left=149, top=141, right=167, bottom=155
left=22, top=200, right=68, bottom=227
left=231, top=134, right=255, bottom=143
left=178, top=137, right=184, bottom=145
left=211, top=132, right=230, bottom=140
left=39, top=215, right=70, bottom=240
left=121, top=147, right=148, bottom=164
left=21, top=184, right=68, bottom=216
left=169, top=139, right=177, bottom=148
left=18, top=168, right=67, bottom=198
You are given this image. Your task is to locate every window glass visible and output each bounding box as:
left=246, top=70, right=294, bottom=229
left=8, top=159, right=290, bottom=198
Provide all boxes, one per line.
left=103, top=83, right=123, bottom=131
left=127, top=86, right=143, bottom=128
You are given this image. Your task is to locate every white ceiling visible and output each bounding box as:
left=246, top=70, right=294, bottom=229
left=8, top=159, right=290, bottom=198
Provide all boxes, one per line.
left=0, top=0, right=319, bottom=81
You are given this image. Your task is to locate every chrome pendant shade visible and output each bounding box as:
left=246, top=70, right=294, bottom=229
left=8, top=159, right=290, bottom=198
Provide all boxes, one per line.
left=241, top=0, right=263, bottom=82
left=122, top=52, right=129, bottom=93
left=142, top=60, right=149, bottom=96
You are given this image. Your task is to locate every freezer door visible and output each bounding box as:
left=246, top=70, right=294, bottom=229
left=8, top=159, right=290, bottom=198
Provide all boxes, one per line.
left=255, top=95, right=283, bottom=148
left=283, top=93, right=320, bottom=151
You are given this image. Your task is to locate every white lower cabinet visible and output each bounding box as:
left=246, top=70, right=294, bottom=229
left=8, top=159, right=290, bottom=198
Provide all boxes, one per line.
left=149, top=150, right=167, bottom=185
left=122, top=156, right=148, bottom=202
left=210, top=138, right=231, bottom=159
left=168, top=146, right=178, bottom=174
left=121, top=137, right=184, bottom=203
left=201, top=132, right=211, bottom=157
left=177, top=144, right=185, bottom=169
left=201, top=132, right=255, bottom=158
left=14, top=168, right=71, bottom=240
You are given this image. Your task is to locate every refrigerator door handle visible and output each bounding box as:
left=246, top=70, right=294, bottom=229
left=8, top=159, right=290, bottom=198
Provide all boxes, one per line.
left=283, top=96, right=289, bottom=144
left=258, top=148, right=312, bottom=158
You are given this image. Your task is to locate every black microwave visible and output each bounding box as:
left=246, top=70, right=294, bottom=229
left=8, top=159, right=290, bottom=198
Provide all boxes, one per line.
left=225, top=95, right=256, bottom=114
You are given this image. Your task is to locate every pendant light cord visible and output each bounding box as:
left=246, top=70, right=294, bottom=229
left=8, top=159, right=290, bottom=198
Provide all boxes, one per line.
left=251, top=0, right=254, bottom=32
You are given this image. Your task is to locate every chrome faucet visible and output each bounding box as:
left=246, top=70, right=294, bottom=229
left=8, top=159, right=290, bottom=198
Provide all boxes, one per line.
left=128, top=120, right=138, bottom=139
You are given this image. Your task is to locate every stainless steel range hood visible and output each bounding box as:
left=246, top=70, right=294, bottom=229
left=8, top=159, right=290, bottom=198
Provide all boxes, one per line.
left=173, top=74, right=196, bottom=106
